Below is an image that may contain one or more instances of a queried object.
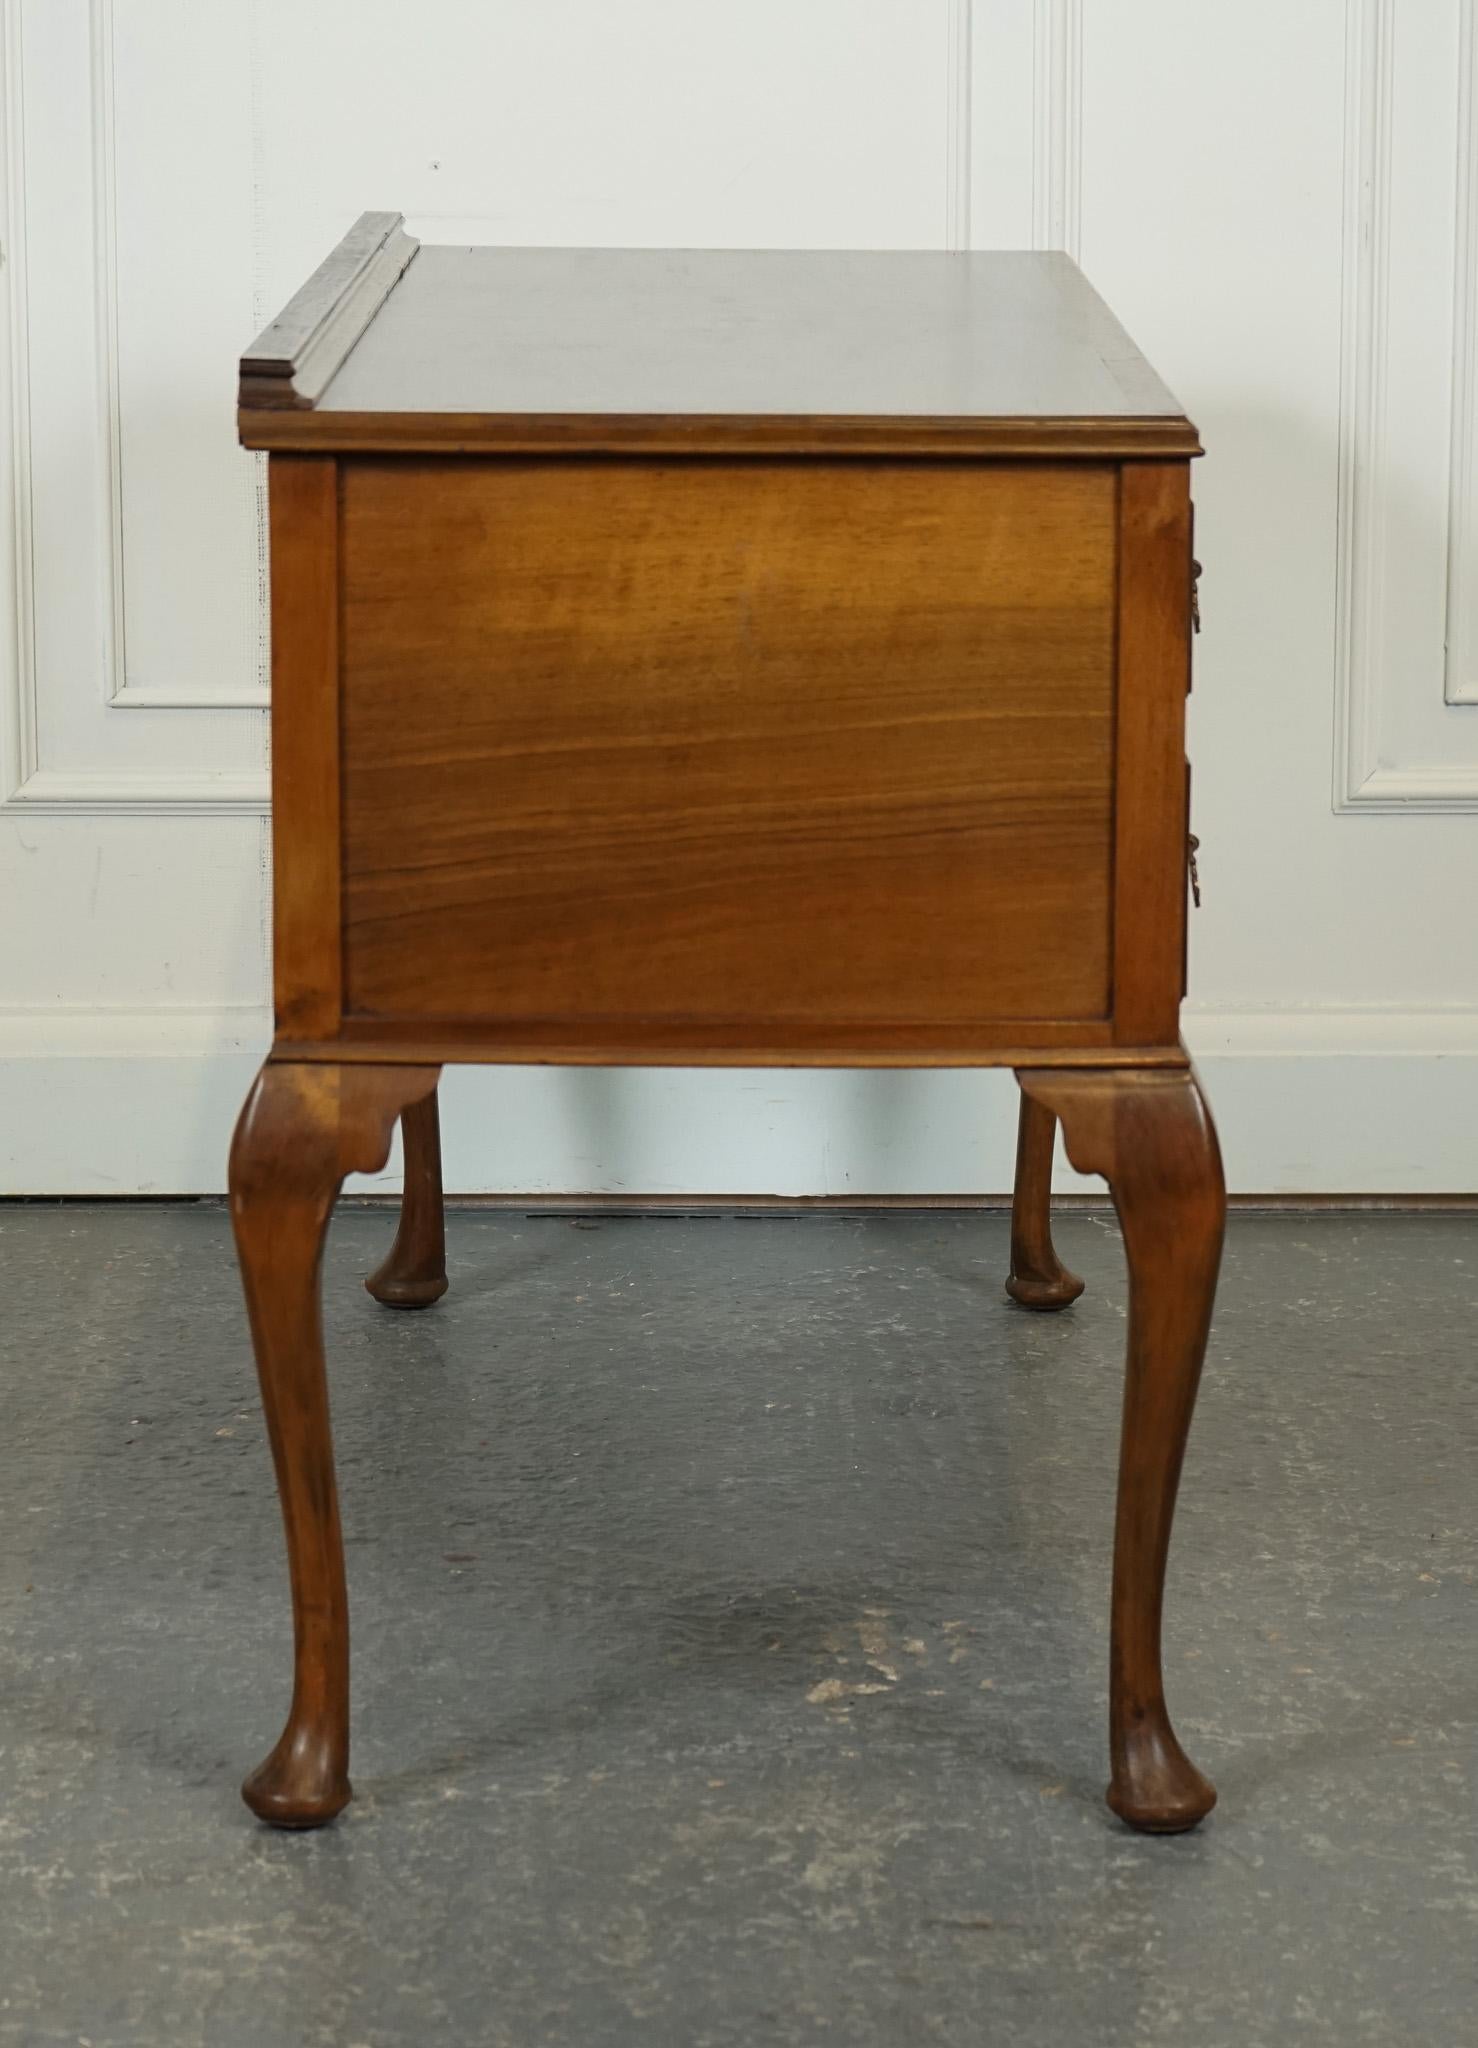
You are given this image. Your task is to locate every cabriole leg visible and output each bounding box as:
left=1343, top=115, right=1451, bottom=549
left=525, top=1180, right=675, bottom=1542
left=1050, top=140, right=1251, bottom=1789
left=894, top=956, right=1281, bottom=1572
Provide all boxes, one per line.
left=1005, top=1086, right=1085, bottom=1309
left=366, top=1085, right=449, bottom=1308
left=1017, top=1064, right=1225, bottom=1833
left=229, top=1057, right=441, bottom=1826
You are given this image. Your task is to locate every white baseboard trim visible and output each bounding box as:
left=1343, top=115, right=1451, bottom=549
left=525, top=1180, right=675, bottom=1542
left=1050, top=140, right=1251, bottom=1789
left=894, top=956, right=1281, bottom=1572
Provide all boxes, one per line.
left=1, top=1005, right=1475, bottom=1197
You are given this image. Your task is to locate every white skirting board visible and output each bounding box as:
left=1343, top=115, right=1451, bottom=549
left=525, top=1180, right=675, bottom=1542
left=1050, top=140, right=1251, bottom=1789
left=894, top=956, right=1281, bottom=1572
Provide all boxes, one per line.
left=1, top=1007, right=1476, bottom=1198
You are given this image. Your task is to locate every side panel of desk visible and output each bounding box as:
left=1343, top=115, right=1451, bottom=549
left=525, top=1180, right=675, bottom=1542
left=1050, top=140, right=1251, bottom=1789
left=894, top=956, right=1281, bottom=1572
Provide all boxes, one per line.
left=264, top=451, right=1194, bottom=1066
left=330, top=457, right=1117, bottom=1057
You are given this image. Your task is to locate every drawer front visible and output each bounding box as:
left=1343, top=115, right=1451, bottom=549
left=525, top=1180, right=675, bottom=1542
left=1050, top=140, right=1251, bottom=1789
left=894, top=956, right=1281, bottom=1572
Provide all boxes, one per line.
left=337, top=458, right=1116, bottom=1053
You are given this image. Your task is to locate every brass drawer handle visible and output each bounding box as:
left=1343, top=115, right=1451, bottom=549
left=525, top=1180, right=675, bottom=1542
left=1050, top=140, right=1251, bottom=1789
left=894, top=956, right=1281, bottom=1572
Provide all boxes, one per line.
left=1190, top=558, right=1203, bottom=634
left=1188, top=832, right=1202, bottom=908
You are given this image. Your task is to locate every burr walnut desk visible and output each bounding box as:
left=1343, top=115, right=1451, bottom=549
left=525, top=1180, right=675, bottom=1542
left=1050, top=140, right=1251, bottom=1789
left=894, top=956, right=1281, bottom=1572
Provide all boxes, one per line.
left=233, top=215, right=1223, bottom=1836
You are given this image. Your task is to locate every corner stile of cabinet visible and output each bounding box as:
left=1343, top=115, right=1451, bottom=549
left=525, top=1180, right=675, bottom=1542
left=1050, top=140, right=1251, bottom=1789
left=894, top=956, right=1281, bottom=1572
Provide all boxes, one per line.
left=1112, top=461, right=1194, bottom=1050
left=267, top=455, right=342, bottom=1042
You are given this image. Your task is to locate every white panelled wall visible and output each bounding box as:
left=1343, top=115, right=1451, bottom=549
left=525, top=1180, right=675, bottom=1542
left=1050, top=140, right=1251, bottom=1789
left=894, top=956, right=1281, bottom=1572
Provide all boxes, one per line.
left=3, top=0, right=1476, bottom=1196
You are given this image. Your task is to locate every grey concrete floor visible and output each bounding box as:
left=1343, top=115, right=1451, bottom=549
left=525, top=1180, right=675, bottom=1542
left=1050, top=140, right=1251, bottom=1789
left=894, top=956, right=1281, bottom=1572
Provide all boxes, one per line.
left=0, top=1203, right=1475, bottom=2047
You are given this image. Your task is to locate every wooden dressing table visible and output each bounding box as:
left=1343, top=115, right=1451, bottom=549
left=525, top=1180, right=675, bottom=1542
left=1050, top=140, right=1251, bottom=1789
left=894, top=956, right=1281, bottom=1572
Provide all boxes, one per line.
left=233, top=216, right=1223, bottom=1834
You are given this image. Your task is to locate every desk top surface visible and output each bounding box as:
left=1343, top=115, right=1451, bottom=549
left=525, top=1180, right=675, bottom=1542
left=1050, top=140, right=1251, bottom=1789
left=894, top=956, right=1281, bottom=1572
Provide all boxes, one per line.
left=240, top=214, right=1196, bottom=457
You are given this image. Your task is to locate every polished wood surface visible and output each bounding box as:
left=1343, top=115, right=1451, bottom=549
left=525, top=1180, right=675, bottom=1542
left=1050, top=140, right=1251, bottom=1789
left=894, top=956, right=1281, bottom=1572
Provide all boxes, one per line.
left=231, top=221, right=1223, bottom=1837
left=341, top=459, right=1115, bottom=1043
left=229, top=1058, right=440, bottom=1826
left=1018, top=1065, right=1224, bottom=1831
left=240, top=234, right=1198, bottom=459
left=1005, top=1091, right=1085, bottom=1309
left=244, top=411, right=1202, bottom=460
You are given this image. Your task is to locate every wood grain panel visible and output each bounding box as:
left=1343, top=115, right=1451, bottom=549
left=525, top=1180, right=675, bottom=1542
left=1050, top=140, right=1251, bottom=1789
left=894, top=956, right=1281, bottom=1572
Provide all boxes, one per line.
left=339, top=460, right=1117, bottom=1052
